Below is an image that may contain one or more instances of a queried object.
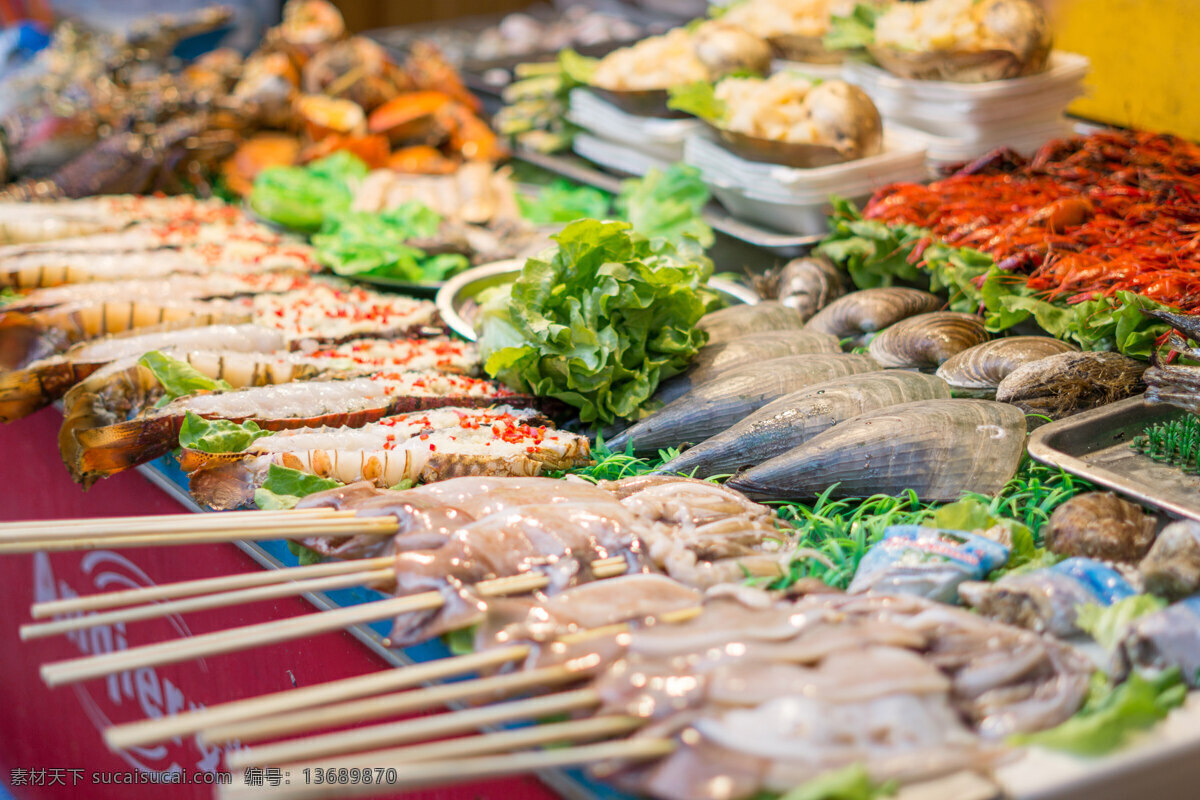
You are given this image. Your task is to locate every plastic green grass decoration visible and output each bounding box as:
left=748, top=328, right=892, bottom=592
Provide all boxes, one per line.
left=1131, top=414, right=1200, bottom=474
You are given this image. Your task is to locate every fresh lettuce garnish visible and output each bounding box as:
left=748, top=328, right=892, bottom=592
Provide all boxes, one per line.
left=1076, top=595, right=1168, bottom=650
left=253, top=463, right=344, bottom=511
left=249, top=152, right=368, bottom=232
left=478, top=219, right=722, bottom=424
left=518, top=180, right=613, bottom=224
left=444, top=625, right=478, bottom=656
left=138, top=350, right=232, bottom=407
left=824, top=4, right=882, bottom=51
left=929, top=497, right=1036, bottom=569
left=1010, top=669, right=1186, bottom=755
left=816, top=199, right=1174, bottom=357
left=616, top=164, right=714, bottom=248
left=667, top=81, right=726, bottom=123
left=178, top=411, right=270, bottom=454
left=312, top=204, right=469, bottom=283
left=779, top=764, right=896, bottom=800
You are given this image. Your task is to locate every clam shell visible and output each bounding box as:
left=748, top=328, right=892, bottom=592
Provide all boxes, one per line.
left=773, top=256, right=848, bottom=322
left=804, top=287, right=941, bottom=342
left=935, top=336, right=1079, bottom=392
left=868, top=312, right=990, bottom=369
left=698, top=301, right=808, bottom=346
left=996, top=351, right=1147, bottom=419
left=726, top=398, right=1026, bottom=501
left=607, top=353, right=880, bottom=455
left=658, top=371, right=951, bottom=478
left=656, top=329, right=842, bottom=405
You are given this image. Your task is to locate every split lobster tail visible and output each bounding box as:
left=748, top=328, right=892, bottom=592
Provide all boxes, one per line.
left=61, top=413, right=184, bottom=488
left=0, top=311, right=64, bottom=370
left=0, top=361, right=85, bottom=423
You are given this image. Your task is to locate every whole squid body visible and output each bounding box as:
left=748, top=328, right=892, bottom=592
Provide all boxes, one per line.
left=653, top=329, right=842, bottom=405
left=726, top=399, right=1026, bottom=502
left=958, top=557, right=1138, bottom=637
left=606, top=353, right=881, bottom=455
left=658, top=371, right=951, bottom=478
left=1120, top=595, right=1200, bottom=687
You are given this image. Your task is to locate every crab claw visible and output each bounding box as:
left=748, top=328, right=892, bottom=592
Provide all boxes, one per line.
left=367, top=91, right=455, bottom=143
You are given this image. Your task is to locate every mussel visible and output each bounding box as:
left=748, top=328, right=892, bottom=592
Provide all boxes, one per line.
left=607, top=353, right=880, bottom=455
left=655, top=329, right=842, bottom=405
left=867, top=312, right=990, bottom=369
left=754, top=256, right=847, bottom=322
left=995, top=351, right=1147, bottom=419
left=726, top=399, right=1026, bottom=502
left=697, top=301, right=808, bottom=347
left=657, top=371, right=951, bottom=478
left=803, top=287, right=941, bottom=343
left=935, top=336, right=1079, bottom=396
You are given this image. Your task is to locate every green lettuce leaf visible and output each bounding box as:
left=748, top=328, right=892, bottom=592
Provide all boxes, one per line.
left=138, top=350, right=232, bottom=403
left=286, top=541, right=325, bottom=565
left=253, top=464, right=344, bottom=511
left=616, top=164, right=714, bottom=247
left=249, top=167, right=353, bottom=232
left=312, top=204, right=469, bottom=283
left=667, top=81, right=726, bottom=123
left=518, top=179, right=613, bottom=223
left=177, top=411, right=270, bottom=454
left=779, top=764, right=896, bottom=800
left=1076, top=595, right=1168, bottom=650
left=1011, top=670, right=1186, bottom=756
left=478, top=219, right=722, bottom=424
left=305, top=151, right=369, bottom=185
left=824, top=4, right=882, bottom=51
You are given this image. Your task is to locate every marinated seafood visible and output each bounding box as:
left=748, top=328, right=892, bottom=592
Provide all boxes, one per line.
left=658, top=371, right=951, bottom=478
left=184, top=406, right=592, bottom=510
left=727, top=399, right=1025, bottom=501
left=608, top=353, right=881, bottom=455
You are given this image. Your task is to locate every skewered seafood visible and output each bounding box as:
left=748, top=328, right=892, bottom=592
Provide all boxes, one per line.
left=653, top=330, right=842, bottom=404
left=658, top=371, right=951, bottom=478
left=1044, top=492, right=1156, bottom=563
left=804, top=287, right=942, bottom=343
left=867, top=311, right=990, bottom=369
left=727, top=399, right=1025, bottom=501
left=996, top=351, right=1147, bottom=419
left=608, top=354, right=881, bottom=455
left=0, top=324, right=288, bottom=423
left=935, top=336, right=1079, bottom=396
left=60, top=372, right=526, bottom=486
left=184, top=406, right=592, bottom=510
left=754, top=255, right=847, bottom=321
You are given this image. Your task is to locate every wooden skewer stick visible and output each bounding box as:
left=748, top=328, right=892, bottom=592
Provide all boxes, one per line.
left=220, top=738, right=675, bottom=800
left=0, top=516, right=398, bottom=553
left=43, top=557, right=629, bottom=688
left=227, top=688, right=602, bottom=769
left=201, top=654, right=602, bottom=746
left=105, top=644, right=533, bottom=751
left=0, top=507, right=335, bottom=534
left=21, top=568, right=398, bottom=640
left=0, top=507, right=352, bottom=540
left=32, top=556, right=397, bottom=619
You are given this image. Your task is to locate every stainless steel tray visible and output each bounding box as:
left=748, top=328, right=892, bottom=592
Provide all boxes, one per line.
left=1028, top=394, right=1200, bottom=522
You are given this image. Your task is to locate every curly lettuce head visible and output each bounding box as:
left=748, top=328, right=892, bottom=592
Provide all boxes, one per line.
left=478, top=219, right=723, bottom=424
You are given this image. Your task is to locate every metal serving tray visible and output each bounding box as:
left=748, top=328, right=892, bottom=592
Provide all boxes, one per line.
left=1028, top=394, right=1200, bottom=522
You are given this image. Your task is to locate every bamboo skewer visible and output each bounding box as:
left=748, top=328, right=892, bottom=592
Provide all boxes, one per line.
left=227, top=688, right=602, bottom=769
left=31, top=556, right=397, bottom=618
left=220, top=738, right=675, bottom=800
left=105, top=644, right=533, bottom=751
left=43, top=557, right=629, bottom=687
left=0, top=516, right=398, bottom=553
left=0, top=507, right=353, bottom=541
left=21, top=568, right=398, bottom=640
left=201, top=656, right=602, bottom=746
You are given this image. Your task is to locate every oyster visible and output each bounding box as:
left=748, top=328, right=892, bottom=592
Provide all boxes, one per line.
left=995, top=351, right=1147, bottom=419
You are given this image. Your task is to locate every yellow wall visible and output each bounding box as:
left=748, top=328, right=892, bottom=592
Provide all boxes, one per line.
left=1046, top=0, right=1200, bottom=139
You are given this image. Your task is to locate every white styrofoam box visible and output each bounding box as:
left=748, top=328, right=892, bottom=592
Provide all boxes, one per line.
left=843, top=51, right=1090, bottom=137
left=710, top=182, right=871, bottom=236
left=567, top=89, right=706, bottom=163
left=683, top=130, right=928, bottom=197
left=572, top=132, right=673, bottom=177
left=894, top=117, right=1078, bottom=174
